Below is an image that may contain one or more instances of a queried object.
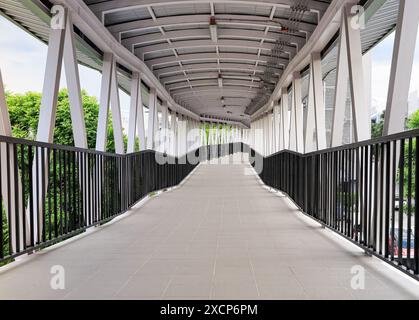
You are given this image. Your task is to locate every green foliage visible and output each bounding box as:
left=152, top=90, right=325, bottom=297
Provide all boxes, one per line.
left=402, top=109, right=419, bottom=202
left=6, top=89, right=126, bottom=153
left=407, top=109, right=419, bottom=130
left=202, top=123, right=232, bottom=145
left=371, top=111, right=385, bottom=138
left=2, top=89, right=132, bottom=261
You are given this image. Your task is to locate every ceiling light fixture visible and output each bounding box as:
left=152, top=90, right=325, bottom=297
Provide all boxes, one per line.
left=210, top=17, right=218, bottom=43
left=218, top=75, right=223, bottom=88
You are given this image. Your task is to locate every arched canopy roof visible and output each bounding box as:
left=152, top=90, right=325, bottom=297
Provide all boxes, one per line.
left=83, top=0, right=332, bottom=122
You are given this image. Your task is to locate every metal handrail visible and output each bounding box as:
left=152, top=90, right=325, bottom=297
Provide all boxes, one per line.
left=247, top=130, right=419, bottom=280
left=0, top=137, right=243, bottom=265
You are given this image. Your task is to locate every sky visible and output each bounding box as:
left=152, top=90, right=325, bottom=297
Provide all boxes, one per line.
left=371, top=29, right=419, bottom=112
left=1, top=13, right=419, bottom=123
left=0, top=15, right=132, bottom=131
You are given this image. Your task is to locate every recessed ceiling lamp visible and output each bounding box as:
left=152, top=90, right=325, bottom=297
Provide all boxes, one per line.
left=210, top=17, right=218, bottom=43
left=218, top=74, right=223, bottom=88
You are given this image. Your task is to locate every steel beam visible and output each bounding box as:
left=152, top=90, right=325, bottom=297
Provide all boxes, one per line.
left=290, top=72, right=304, bottom=153
left=63, top=13, right=88, bottom=149
left=109, top=14, right=316, bottom=37
left=36, top=13, right=65, bottom=143
left=146, top=52, right=289, bottom=69
left=343, top=4, right=370, bottom=143
left=133, top=39, right=297, bottom=59
left=280, top=90, right=289, bottom=150
left=155, top=62, right=282, bottom=78
left=127, top=72, right=141, bottom=153
left=330, top=15, right=349, bottom=148
left=110, top=57, right=125, bottom=154
left=89, top=0, right=328, bottom=19
left=147, top=88, right=158, bottom=150
left=273, top=104, right=280, bottom=153
left=126, top=28, right=305, bottom=50
left=311, top=52, right=326, bottom=150
left=96, top=53, right=113, bottom=152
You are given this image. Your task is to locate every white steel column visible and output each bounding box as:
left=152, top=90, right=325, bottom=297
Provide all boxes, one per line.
left=273, top=104, right=280, bottom=153
left=177, top=114, right=182, bottom=157
left=178, top=115, right=187, bottom=158
left=137, top=89, right=146, bottom=151
left=343, top=4, right=370, bottom=142
left=201, top=122, right=207, bottom=146
left=96, top=53, right=113, bottom=151
left=63, top=13, right=87, bottom=149
left=250, top=122, right=255, bottom=150
left=37, top=16, right=65, bottom=143
left=260, top=119, right=263, bottom=154
left=0, top=68, right=23, bottom=252
left=207, top=123, right=212, bottom=145
left=269, top=114, right=274, bottom=154
left=0, top=69, right=11, bottom=136
left=290, top=73, right=304, bottom=153
left=109, top=57, right=125, bottom=154
left=264, top=116, right=269, bottom=156
left=305, top=64, right=316, bottom=153
left=257, top=120, right=260, bottom=151
left=384, top=0, right=419, bottom=135
left=311, top=52, right=327, bottom=150
left=170, top=112, right=178, bottom=156
left=280, top=90, right=289, bottom=150
left=147, top=88, right=157, bottom=150
left=127, top=72, right=140, bottom=153
left=31, top=15, right=65, bottom=246
left=331, top=6, right=371, bottom=146
left=331, top=13, right=349, bottom=148
left=161, top=101, right=169, bottom=153
left=266, top=113, right=272, bottom=156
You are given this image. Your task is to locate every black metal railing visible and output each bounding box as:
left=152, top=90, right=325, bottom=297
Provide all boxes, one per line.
left=249, top=130, right=419, bottom=280
left=0, top=135, right=241, bottom=264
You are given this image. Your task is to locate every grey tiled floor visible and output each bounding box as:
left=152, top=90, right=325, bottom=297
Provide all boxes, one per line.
left=1, top=155, right=419, bottom=300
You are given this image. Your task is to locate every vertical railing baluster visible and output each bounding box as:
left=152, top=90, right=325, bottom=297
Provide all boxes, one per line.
left=0, top=143, right=3, bottom=259
left=379, top=143, right=385, bottom=255
left=407, top=138, right=413, bottom=269
left=373, top=144, right=378, bottom=251
left=391, top=140, right=397, bottom=261
left=385, top=141, right=391, bottom=258
left=13, top=144, right=20, bottom=253
left=398, top=139, right=405, bottom=266
left=20, top=144, right=26, bottom=250
left=414, top=136, right=419, bottom=274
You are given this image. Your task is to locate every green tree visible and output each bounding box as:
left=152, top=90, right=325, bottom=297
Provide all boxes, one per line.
left=371, top=111, right=385, bottom=138
left=6, top=89, right=127, bottom=152
left=401, top=110, right=419, bottom=207
left=407, top=109, right=419, bottom=130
